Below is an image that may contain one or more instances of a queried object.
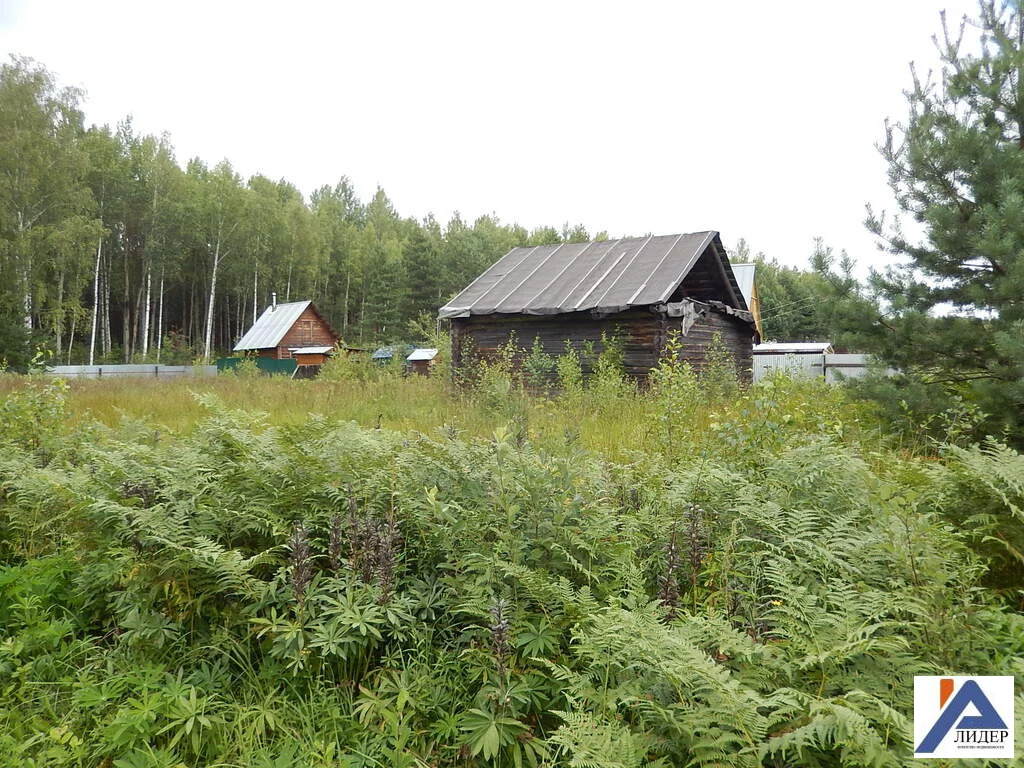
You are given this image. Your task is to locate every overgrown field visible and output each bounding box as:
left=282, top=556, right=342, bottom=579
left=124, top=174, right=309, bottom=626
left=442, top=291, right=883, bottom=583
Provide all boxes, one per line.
left=1, top=364, right=1023, bottom=767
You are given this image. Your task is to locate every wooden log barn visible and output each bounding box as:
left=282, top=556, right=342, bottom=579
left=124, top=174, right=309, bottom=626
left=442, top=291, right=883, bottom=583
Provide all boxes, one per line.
left=438, top=231, right=760, bottom=383
left=233, top=298, right=339, bottom=360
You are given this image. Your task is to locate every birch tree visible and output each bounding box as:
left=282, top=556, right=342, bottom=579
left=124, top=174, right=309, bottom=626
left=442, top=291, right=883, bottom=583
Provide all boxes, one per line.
left=0, top=56, right=92, bottom=341
left=81, top=125, right=123, bottom=365
left=189, top=159, right=243, bottom=362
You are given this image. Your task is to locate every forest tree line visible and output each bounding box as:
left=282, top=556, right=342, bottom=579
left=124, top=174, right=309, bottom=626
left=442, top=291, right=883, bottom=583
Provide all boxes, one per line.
left=0, top=56, right=612, bottom=367
left=1, top=55, right=878, bottom=371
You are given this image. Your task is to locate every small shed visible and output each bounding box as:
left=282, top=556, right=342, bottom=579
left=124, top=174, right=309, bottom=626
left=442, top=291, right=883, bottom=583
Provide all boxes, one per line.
left=289, top=345, right=335, bottom=366
left=406, top=348, right=439, bottom=375
left=372, top=345, right=414, bottom=365
left=439, top=231, right=759, bottom=383
left=752, top=342, right=839, bottom=382
left=234, top=300, right=338, bottom=359
left=753, top=341, right=834, bottom=355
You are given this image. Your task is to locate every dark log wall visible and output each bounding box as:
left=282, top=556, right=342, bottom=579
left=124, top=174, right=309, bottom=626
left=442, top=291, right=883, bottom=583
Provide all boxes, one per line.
left=452, top=309, right=660, bottom=380
left=664, top=309, right=754, bottom=382
left=451, top=305, right=755, bottom=384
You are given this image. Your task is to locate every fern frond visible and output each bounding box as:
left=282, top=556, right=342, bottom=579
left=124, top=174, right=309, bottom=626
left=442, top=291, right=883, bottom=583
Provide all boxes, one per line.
left=548, top=711, right=649, bottom=768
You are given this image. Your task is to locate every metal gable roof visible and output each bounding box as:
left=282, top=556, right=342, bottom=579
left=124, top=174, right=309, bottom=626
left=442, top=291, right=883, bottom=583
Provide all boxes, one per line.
left=234, top=301, right=312, bottom=351
left=406, top=348, right=438, bottom=361
left=372, top=345, right=415, bottom=360
left=438, top=231, right=737, bottom=319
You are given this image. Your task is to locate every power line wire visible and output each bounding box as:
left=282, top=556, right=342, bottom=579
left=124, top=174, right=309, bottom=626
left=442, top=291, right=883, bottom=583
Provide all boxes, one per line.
left=760, top=295, right=821, bottom=321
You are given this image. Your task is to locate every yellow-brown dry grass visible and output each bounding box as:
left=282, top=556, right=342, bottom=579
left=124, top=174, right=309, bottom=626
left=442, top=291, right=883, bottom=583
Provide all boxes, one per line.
left=0, top=368, right=880, bottom=462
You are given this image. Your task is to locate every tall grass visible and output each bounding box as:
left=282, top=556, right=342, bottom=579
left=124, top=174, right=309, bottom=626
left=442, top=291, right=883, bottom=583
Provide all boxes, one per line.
left=30, top=366, right=882, bottom=463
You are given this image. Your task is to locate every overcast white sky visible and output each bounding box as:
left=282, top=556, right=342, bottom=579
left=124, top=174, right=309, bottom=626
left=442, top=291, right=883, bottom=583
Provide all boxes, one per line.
left=0, top=0, right=979, bottom=273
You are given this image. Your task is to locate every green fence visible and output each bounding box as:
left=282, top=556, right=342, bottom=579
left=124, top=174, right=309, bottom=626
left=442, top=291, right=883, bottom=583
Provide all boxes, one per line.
left=216, top=357, right=298, bottom=376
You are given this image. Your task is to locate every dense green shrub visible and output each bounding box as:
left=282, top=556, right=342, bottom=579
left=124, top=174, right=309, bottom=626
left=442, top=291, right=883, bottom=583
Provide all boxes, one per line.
left=0, top=376, right=1021, bottom=766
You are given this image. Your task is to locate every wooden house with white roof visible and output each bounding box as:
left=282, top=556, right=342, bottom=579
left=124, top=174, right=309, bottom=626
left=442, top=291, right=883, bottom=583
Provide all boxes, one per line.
left=233, top=297, right=338, bottom=360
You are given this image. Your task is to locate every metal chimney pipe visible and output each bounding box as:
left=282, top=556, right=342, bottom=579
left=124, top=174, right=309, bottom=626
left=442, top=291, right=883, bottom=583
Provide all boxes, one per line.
left=271, top=292, right=277, bottom=311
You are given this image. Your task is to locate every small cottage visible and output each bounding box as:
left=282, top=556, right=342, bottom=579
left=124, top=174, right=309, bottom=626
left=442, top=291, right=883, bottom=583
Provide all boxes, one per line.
left=439, top=231, right=759, bottom=383
left=234, top=299, right=338, bottom=359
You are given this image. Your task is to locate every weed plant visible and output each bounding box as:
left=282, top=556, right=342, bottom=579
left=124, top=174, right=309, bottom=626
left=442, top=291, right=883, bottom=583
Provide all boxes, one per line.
left=0, top=349, right=1022, bottom=766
